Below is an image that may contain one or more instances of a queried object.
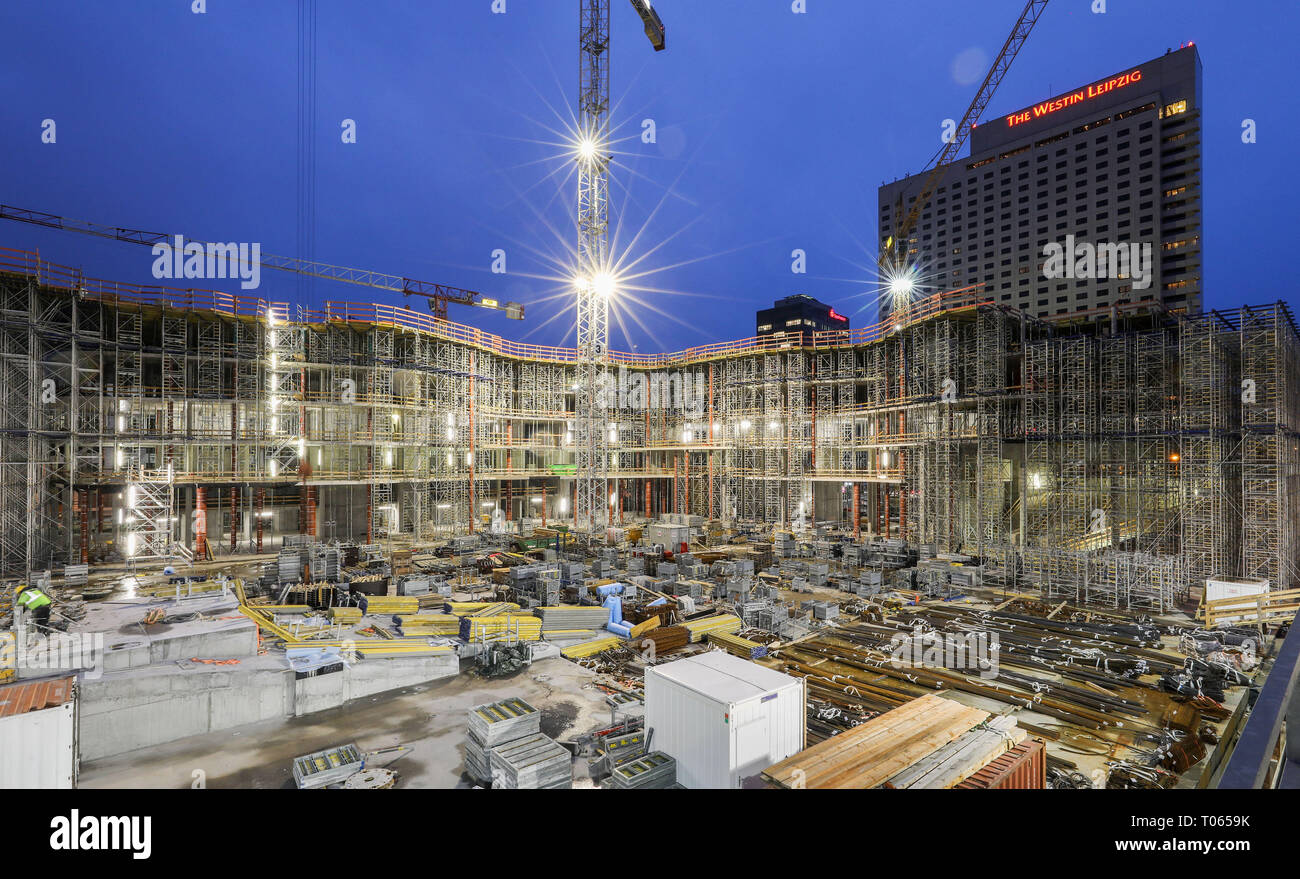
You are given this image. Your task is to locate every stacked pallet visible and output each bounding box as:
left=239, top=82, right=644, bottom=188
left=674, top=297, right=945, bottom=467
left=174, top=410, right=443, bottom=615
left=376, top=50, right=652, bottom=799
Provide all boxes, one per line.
left=460, top=614, right=544, bottom=642
left=682, top=613, right=742, bottom=643
left=762, top=694, right=989, bottom=789
left=632, top=625, right=689, bottom=656
left=489, top=733, right=573, bottom=789
left=464, top=698, right=540, bottom=785
left=533, top=605, right=609, bottom=631
left=560, top=635, right=622, bottom=659
left=709, top=630, right=768, bottom=660
left=610, top=752, right=677, bottom=789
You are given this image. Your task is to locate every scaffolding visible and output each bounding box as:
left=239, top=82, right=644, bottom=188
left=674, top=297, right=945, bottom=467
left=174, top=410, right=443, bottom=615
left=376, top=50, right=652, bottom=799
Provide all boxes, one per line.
left=1, top=249, right=1297, bottom=612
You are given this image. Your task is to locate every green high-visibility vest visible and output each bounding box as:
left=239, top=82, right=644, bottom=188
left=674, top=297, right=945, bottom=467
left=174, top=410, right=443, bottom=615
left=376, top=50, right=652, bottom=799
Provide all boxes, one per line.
left=15, top=587, right=51, bottom=611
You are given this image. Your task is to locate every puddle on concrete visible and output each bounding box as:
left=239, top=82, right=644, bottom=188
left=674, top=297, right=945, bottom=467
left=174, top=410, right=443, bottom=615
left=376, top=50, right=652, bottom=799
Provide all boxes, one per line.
left=539, top=701, right=579, bottom=739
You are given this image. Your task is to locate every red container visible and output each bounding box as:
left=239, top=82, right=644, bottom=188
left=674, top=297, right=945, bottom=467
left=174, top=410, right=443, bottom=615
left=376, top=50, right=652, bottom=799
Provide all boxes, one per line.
left=956, top=739, right=1046, bottom=789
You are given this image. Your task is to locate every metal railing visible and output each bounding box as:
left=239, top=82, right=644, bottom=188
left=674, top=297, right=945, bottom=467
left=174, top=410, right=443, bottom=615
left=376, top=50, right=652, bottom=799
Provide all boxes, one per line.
left=1217, top=628, right=1300, bottom=788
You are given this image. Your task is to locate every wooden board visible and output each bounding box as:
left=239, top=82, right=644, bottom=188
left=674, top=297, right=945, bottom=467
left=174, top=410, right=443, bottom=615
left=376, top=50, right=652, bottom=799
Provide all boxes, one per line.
left=762, top=693, right=988, bottom=789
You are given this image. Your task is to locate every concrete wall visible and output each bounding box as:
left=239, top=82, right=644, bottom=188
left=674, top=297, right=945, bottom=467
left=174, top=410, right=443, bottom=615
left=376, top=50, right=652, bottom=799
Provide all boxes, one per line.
left=80, top=653, right=459, bottom=761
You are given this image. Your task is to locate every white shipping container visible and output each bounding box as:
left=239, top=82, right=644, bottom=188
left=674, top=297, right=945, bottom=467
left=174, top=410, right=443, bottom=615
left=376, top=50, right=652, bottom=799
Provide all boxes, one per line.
left=0, top=700, right=76, bottom=788
left=644, top=651, right=805, bottom=789
left=1206, top=577, right=1270, bottom=624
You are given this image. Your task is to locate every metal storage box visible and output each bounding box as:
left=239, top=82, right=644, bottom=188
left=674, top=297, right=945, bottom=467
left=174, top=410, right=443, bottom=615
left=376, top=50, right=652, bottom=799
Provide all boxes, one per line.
left=644, top=651, right=805, bottom=789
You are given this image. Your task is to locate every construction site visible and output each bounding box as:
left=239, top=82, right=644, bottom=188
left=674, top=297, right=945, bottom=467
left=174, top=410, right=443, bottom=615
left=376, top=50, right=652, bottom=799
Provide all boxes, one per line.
left=2, top=0, right=1297, bottom=795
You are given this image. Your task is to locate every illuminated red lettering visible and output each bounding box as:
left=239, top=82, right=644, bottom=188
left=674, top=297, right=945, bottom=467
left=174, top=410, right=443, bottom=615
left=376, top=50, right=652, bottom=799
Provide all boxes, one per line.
left=1006, top=68, right=1142, bottom=127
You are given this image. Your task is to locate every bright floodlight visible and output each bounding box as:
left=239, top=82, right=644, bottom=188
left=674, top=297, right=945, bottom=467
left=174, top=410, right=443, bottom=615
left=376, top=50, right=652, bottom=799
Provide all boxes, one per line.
left=578, top=137, right=599, bottom=162
left=888, top=269, right=916, bottom=303
left=592, top=272, right=616, bottom=298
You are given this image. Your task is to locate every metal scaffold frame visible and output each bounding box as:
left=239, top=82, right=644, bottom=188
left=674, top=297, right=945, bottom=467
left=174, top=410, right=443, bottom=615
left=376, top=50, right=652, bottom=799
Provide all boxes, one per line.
left=1, top=248, right=1298, bottom=612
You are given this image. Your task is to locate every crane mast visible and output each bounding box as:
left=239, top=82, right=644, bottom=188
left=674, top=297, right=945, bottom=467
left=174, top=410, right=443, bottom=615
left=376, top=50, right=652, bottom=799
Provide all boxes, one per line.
left=573, top=0, right=664, bottom=533
left=575, top=0, right=613, bottom=534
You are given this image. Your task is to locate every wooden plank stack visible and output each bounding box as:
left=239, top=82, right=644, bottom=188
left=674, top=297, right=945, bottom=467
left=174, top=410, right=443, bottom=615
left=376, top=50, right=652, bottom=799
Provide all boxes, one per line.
left=885, top=716, right=1027, bottom=788
left=762, top=693, right=989, bottom=789
left=632, top=625, right=689, bottom=656
left=709, top=630, right=768, bottom=660
left=460, top=614, right=544, bottom=642
left=489, top=732, right=573, bottom=789
left=560, top=634, right=622, bottom=659
left=682, top=613, right=741, bottom=643
left=464, top=697, right=541, bottom=785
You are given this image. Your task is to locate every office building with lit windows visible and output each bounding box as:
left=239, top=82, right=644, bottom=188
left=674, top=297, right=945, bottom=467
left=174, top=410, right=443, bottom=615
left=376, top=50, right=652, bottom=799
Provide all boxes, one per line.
left=879, top=45, right=1202, bottom=321
left=756, top=293, right=851, bottom=342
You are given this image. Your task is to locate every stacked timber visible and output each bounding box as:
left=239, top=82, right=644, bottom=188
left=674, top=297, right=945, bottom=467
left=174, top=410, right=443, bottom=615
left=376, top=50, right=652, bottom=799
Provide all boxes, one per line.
left=328, top=606, right=362, bottom=624
left=534, top=605, right=609, bottom=631
left=393, top=613, right=460, bottom=636
left=464, top=698, right=541, bottom=785
left=632, top=625, right=689, bottom=656
left=682, top=613, right=741, bottom=643
left=762, top=693, right=989, bottom=789
left=560, top=635, right=622, bottom=659
left=489, top=732, right=573, bottom=789
left=709, top=630, right=768, bottom=660
left=363, top=596, right=418, bottom=615
left=460, top=614, right=543, bottom=642
left=445, top=601, right=522, bottom=615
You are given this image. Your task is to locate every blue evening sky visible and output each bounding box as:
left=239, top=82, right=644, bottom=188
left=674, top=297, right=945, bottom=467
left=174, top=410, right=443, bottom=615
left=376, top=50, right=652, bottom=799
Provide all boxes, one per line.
left=0, top=0, right=1294, bottom=351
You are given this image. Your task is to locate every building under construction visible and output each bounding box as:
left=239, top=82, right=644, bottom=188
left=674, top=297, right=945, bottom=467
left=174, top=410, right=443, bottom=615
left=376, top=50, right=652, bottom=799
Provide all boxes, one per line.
left=3, top=245, right=1296, bottom=611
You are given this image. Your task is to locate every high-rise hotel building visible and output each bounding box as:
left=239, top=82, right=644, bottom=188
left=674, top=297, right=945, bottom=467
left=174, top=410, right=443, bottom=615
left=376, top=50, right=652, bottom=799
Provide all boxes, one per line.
left=879, top=45, right=1202, bottom=320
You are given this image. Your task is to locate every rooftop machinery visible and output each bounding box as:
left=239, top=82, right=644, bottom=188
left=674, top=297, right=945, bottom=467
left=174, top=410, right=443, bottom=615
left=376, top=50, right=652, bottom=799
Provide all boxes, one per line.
left=573, top=1, right=667, bottom=535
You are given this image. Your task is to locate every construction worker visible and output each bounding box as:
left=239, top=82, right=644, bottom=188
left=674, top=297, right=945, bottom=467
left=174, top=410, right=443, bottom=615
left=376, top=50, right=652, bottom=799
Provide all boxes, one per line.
left=14, top=583, right=52, bottom=644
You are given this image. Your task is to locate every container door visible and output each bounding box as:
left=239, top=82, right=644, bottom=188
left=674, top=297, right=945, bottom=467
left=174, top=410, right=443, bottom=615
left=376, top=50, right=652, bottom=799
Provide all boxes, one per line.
left=733, top=715, right=770, bottom=788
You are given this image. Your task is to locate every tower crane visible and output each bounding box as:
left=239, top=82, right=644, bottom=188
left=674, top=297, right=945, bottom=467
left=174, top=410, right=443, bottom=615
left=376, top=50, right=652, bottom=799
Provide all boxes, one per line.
left=0, top=204, right=524, bottom=321
left=573, top=0, right=666, bottom=533
left=880, top=0, right=1050, bottom=311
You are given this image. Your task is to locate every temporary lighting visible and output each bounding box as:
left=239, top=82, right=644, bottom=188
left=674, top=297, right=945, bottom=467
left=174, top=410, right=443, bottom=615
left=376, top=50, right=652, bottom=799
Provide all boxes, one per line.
left=768, top=421, right=780, bottom=433
left=530, top=497, right=543, bottom=504
left=609, top=492, right=618, bottom=506
left=465, top=452, right=474, bottom=466
left=559, top=497, right=570, bottom=514
left=739, top=419, right=752, bottom=431
left=1169, top=452, right=1181, bottom=463
left=592, top=272, right=616, bottom=299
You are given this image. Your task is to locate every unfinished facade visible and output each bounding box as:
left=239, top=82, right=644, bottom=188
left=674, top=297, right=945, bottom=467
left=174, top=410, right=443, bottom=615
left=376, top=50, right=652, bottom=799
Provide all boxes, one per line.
left=1, top=247, right=1296, bottom=610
